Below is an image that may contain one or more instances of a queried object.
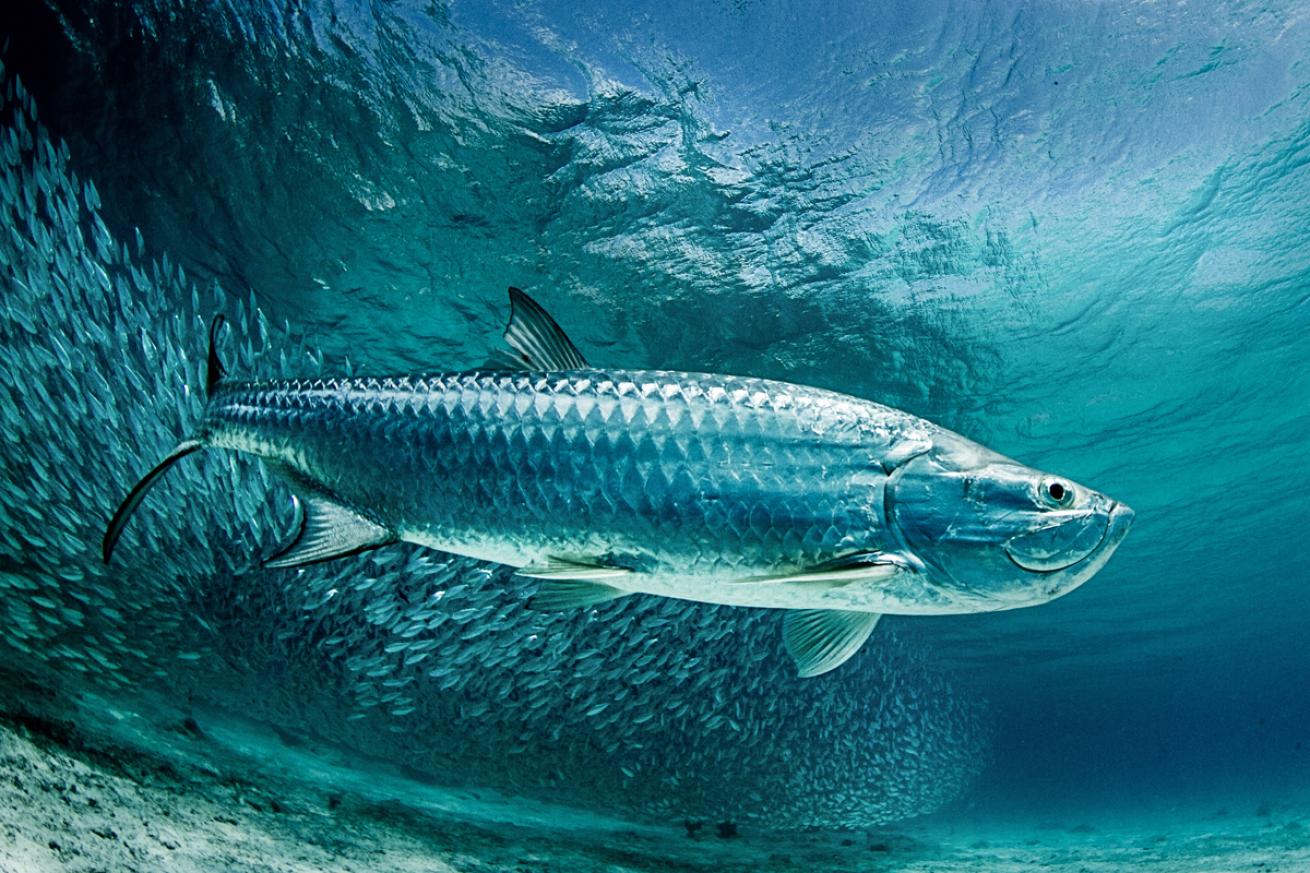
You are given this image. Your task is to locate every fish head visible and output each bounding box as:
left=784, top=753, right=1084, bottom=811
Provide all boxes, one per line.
left=886, top=434, right=1134, bottom=609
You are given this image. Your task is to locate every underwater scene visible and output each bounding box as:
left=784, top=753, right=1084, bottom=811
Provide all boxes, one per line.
left=1, top=1, right=1309, bottom=870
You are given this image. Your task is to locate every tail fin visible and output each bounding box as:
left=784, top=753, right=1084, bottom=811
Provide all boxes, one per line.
left=206, top=314, right=226, bottom=396
left=103, top=315, right=227, bottom=563
left=102, top=440, right=204, bottom=562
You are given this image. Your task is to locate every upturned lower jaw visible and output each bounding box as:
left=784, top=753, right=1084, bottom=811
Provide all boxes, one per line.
left=1005, top=512, right=1108, bottom=573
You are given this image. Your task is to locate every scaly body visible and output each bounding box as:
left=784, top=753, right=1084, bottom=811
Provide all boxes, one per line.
left=207, top=370, right=946, bottom=613
left=105, top=288, right=1134, bottom=677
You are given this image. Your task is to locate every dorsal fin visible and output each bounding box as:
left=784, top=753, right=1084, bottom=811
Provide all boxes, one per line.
left=206, top=314, right=227, bottom=397
left=499, top=287, right=589, bottom=371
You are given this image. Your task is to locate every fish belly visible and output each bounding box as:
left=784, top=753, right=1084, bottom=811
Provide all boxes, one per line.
left=207, top=370, right=913, bottom=585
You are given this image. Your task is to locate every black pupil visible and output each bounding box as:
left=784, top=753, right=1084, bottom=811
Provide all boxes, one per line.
left=1048, top=482, right=1066, bottom=501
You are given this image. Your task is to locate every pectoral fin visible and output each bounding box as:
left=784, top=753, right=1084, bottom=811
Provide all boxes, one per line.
left=265, top=493, right=394, bottom=568
left=518, top=556, right=635, bottom=610
left=526, top=578, right=632, bottom=610
left=738, top=551, right=904, bottom=586
left=518, top=556, right=634, bottom=581
left=782, top=609, right=882, bottom=678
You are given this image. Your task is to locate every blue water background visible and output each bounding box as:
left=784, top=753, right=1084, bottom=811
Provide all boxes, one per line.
left=5, top=0, right=1310, bottom=824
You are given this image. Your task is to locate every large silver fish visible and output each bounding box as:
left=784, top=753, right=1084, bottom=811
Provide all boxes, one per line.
left=105, top=289, right=1133, bottom=677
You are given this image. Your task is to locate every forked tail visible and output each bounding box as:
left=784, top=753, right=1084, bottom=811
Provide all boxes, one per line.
left=102, top=315, right=227, bottom=563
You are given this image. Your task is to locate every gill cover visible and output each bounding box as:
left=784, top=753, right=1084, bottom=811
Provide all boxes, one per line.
left=887, top=438, right=1124, bottom=604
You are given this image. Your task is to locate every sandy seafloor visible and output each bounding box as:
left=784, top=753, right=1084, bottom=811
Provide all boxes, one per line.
left=0, top=675, right=1306, bottom=873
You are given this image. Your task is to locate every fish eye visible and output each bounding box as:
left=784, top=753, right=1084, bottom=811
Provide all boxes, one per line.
left=1040, top=479, right=1074, bottom=507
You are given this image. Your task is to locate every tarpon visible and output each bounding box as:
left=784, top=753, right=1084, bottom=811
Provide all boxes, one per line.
left=104, top=288, right=1134, bottom=677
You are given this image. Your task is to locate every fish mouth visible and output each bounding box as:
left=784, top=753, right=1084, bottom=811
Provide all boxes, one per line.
left=1004, top=501, right=1134, bottom=574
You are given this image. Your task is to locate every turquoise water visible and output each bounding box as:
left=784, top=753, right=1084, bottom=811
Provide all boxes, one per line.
left=2, top=0, right=1309, bottom=861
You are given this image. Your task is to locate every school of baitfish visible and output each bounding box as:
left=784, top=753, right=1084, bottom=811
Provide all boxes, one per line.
left=0, top=62, right=994, bottom=827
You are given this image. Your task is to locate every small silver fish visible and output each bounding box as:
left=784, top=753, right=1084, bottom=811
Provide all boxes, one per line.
left=105, top=288, right=1133, bottom=677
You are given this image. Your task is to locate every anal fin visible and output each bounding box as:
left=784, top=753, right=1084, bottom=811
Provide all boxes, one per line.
left=265, top=493, right=394, bottom=569
left=782, top=609, right=882, bottom=678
